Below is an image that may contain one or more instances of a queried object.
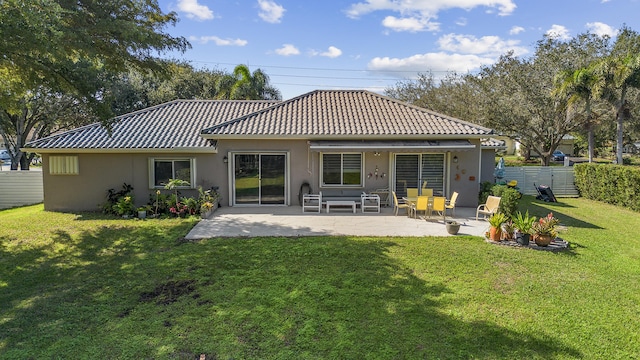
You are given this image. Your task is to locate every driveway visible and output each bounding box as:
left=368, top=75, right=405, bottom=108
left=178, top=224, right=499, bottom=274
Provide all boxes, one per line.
left=186, top=206, right=490, bottom=239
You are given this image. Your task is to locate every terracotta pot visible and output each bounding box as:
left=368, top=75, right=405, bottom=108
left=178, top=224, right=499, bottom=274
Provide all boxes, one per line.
left=534, top=234, right=553, bottom=246
left=489, top=226, right=502, bottom=241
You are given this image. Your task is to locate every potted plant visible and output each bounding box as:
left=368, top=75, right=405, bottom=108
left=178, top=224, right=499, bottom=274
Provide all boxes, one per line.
left=488, top=212, right=508, bottom=241
left=137, top=206, right=149, bottom=219
left=512, top=210, right=536, bottom=246
left=532, top=212, right=559, bottom=246
left=445, top=220, right=460, bottom=235
left=502, top=220, right=515, bottom=241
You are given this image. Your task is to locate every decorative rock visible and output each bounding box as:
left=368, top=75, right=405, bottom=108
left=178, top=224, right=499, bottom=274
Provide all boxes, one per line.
left=486, top=237, right=569, bottom=252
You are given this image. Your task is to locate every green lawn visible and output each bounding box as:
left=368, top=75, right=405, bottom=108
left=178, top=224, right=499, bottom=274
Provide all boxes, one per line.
left=1, top=199, right=639, bottom=359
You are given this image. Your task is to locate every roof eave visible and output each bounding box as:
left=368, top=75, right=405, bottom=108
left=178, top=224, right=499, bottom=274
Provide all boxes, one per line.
left=201, top=133, right=490, bottom=140
left=21, top=147, right=217, bottom=154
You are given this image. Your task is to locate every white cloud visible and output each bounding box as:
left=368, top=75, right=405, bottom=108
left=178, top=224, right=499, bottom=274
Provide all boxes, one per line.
left=545, top=24, right=571, bottom=40
left=456, top=17, right=468, bottom=27
left=177, top=0, right=214, bottom=21
left=346, top=0, right=516, bottom=32
left=437, top=33, right=528, bottom=57
left=381, top=16, right=438, bottom=32
left=601, top=0, right=612, bottom=3
left=320, top=46, right=343, bottom=58
left=258, top=0, right=286, bottom=23
left=275, top=44, right=300, bottom=56
left=189, top=36, right=248, bottom=46
left=509, top=26, right=525, bottom=35
left=586, top=22, right=618, bottom=37
left=368, top=52, right=495, bottom=76
left=367, top=31, right=528, bottom=79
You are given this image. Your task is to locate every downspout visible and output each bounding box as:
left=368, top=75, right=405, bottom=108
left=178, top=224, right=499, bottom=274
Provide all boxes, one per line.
left=307, top=141, right=312, bottom=175
left=477, top=144, right=483, bottom=188
left=446, top=151, right=451, bottom=197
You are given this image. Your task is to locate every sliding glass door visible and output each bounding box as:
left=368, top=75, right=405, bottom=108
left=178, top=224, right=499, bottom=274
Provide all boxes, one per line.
left=234, top=153, right=286, bottom=205
left=394, top=154, right=445, bottom=197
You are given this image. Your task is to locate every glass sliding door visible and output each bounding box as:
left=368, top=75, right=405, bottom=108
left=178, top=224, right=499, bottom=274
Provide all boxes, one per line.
left=234, top=154, right=260, bottom=205
left=421, top=154, right=445, bottom=196
left=234, top=153, right=286, bottom=205
left=260, top=154, right=286, bottom=205
left=395, top=154, right=420, bottom=198
left=394, top=153, right=445, bottom=197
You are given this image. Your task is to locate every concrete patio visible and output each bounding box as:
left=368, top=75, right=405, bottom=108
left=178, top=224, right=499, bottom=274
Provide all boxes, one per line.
left=186, top=205, right=491, bottom=239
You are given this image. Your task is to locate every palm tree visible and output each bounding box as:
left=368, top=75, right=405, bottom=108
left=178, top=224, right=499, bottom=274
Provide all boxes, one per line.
left=554, top=66, right=599, bottom=162
left=215, top=64, right=281, bottom=100
left=591, top=27, right=640, bottom=164
left=593, top=53, right=640, bottom=164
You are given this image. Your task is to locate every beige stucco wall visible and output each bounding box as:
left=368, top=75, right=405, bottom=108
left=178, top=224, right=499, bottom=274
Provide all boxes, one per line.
left=448, top=140, right=482, bottom=207
left=41, top=152, right=219, bottom=211
left=480, top=149, right=497, bottom=184
left=41, top=138, right=484, bottom=211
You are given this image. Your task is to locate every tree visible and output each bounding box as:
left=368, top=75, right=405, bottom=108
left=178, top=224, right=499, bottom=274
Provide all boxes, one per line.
left=592, top=27, right=640, bottom=164
left=0, top=88, right=100, bottom=170
left=107, top=62, right=228, bottom=115
left=385, top=72, right=483, bottom=123
left=553, top=33, right=613, bottom=162
left=0, top=0, right=189, bottom=106
left=216, top=64, right=281, bottom=100
left=0, top=0, right=189, bottom=169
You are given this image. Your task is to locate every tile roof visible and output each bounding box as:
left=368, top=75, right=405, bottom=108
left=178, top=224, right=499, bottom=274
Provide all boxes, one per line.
left=201, top=90, right=492, bottom=138
left=481, top=138, right=507, bottom=149
left=24, top=100, right=280, bottom=151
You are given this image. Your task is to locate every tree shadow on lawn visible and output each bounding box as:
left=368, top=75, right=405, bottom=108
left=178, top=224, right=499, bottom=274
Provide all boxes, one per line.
left=520, top=197, right=602, bottom=230
left=0, top=226, right=582, bottom=359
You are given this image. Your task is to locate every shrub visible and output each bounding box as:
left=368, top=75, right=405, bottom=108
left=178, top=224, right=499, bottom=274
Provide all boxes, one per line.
left=112, top=195, right=135, bottom=216
left=184, top=197, right=199, bottom=215
left=575, top=163, right=640, bottom=212
left=491, top=184, right=520, bottom=218
left=478, top=181, right=493, bottom=204
left=101, top=183, right=134, bottom=215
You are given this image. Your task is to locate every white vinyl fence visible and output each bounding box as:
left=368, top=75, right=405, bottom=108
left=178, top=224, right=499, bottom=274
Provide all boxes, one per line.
left=502, top=166, right=579, bottom=197
left=0, top=171, right=44, bottom=209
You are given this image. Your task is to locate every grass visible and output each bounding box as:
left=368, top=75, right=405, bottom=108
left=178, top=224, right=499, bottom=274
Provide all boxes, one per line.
left=1, top=200, right=639, bottom=359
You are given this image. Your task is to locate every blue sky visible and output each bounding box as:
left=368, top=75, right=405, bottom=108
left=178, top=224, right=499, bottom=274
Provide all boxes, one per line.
left=157, top=0, right=639, bottom=99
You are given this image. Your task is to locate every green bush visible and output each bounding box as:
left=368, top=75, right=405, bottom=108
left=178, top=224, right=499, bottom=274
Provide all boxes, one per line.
left=491, top=184, right=520, bottom=218
left=575, top=163, right=640, bottom=212
left=101, top=183, right=134, bottom=215
left=478, top=181, right=494, bottom=204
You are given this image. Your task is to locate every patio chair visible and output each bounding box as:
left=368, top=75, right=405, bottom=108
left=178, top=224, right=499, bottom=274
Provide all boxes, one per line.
left=445, top=192, right=459, bottom=217
left=392, top=191, right=410, bottom=216
left=302, top=192, right=322, bottom=213
left=421, top=188, right=433, bottom=196
left=410, top=195, right=430, bottom=218
left=430, top=196, right=446, bottom=222
left=406, top=188, right=418, bottom=198
left=476, top=195, right=501, bottom=220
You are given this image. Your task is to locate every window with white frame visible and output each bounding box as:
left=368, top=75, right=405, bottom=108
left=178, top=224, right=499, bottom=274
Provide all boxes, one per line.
left=149, top=158, right=195, bottom=188
left=49, top=155, right=79, bottom=175
left=321, top=153, right=363, bottom=186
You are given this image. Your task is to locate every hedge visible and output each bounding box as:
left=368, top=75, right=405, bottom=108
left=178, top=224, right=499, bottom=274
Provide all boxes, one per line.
left=574, top=163, right=640, bottom=212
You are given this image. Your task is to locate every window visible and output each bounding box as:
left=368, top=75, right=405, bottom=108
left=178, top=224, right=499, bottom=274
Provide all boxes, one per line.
left=49, top=156, right=79, bottom=175
left=150, top=158, right=195, bottom=188
left=394, top=154, right=445, bottom=197
left=321, top=153, right=362, bottom=186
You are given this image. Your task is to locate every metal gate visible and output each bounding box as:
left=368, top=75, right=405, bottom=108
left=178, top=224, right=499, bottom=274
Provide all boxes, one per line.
left=502, top=167, right=578, bottom=197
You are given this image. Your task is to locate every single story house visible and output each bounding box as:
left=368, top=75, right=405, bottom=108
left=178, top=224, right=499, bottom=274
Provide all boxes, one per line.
left=23, top=90, right=495, bottom=211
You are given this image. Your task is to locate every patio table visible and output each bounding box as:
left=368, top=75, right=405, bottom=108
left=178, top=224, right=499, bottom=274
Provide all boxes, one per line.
left=326, top=200, right=357, bottom=213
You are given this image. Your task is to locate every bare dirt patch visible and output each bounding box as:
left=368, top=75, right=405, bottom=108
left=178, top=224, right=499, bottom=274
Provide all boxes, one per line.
left=139, top=279, right=197, bottom=305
